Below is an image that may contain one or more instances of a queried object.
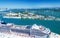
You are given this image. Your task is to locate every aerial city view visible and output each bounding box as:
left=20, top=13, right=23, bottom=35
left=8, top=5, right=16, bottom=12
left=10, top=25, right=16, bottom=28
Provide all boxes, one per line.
left=0, top=0, right=60, bottom=38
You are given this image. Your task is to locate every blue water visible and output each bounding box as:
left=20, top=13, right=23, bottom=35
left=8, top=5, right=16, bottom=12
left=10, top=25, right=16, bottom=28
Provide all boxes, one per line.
left=1, top=18, right=60, bottom=34
left=0, top=11, right=60, bottom=34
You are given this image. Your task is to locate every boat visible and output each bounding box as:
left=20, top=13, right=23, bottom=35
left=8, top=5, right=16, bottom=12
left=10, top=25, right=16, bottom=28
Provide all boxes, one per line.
left=3, top=12, right=21, bottom=18
left=0, top=21, right=60, bottom=38
left=3, top=11, right=60, bottom=21
left=55, top=18, right=60, bottom=21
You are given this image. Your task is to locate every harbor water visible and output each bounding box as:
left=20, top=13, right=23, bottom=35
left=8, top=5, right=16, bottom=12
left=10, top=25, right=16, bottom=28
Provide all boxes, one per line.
left=0, top=11, right=60, bottom=34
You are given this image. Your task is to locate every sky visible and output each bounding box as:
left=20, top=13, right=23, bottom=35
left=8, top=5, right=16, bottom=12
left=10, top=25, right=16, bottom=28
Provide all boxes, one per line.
left=0, top=0, right=60, bottom=8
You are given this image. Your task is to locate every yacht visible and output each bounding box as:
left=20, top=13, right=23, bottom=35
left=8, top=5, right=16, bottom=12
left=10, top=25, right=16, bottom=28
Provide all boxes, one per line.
left=3, top=12, right=21, bottom=18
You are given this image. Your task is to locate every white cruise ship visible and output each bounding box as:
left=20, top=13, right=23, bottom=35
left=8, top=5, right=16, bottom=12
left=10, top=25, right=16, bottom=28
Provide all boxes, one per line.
left=0, top=21, right=60, bottom=38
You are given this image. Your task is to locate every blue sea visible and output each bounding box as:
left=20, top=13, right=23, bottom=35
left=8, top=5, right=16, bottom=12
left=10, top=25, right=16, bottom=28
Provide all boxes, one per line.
left=0, top=10, right=60, bottom=34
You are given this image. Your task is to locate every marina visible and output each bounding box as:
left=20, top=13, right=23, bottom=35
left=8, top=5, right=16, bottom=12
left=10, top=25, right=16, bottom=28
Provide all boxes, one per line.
left=0, top=9, right=60, bottom=35
left=3, top=11, right=60, bottom=21
left=0, top=8, right=60, bottom=38
left=0, top=0, right=60, bottom=38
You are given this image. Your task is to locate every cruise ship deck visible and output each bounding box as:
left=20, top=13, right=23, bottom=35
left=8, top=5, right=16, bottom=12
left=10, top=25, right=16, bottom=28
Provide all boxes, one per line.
left=0, top=21, right=51, bottom=38
left=0, top=21, right=60, bottom=38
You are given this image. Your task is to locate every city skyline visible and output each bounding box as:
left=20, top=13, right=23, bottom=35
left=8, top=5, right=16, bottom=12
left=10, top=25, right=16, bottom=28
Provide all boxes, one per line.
left=0, top=0, right=60, bottom=8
